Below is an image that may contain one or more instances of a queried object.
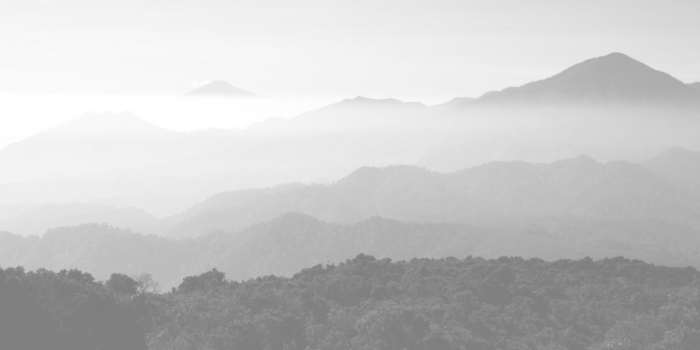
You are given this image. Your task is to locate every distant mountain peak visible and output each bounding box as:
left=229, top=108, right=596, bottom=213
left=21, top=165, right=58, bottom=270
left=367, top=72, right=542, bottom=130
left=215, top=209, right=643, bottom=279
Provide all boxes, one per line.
left=184, top=80, right=258, bottom=97
left=475, top=52, right=700, bottom=106
left=598, top=52, right=634, bottom=61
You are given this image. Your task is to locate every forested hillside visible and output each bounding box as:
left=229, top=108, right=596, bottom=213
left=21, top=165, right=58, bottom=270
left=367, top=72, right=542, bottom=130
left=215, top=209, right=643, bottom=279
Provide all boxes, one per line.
left=5, top=255, right=700, bottom=350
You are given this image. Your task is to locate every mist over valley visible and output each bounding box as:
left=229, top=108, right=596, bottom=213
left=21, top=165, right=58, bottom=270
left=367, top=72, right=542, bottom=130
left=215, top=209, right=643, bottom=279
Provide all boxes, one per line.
left=2, top=2, right=700, bottom=347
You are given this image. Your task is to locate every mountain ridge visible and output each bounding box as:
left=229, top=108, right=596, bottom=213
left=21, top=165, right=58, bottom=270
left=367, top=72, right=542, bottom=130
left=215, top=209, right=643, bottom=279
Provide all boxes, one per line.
left=464, top=52, right=700, bottom=107
left=690, top=82, right=700, bottom=94
left=4, top=210, right=700, bottom=289
left=161, top=154, right=700, bottom=238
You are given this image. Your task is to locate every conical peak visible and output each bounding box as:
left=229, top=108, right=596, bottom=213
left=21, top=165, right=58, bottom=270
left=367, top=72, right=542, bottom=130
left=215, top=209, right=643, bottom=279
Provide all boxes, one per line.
left=476, top=52, right=699, bottom=106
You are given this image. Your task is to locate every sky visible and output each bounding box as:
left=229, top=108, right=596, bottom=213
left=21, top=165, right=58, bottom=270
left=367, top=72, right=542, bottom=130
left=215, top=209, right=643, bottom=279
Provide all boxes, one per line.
left=0, top=0, right=699, bottom=146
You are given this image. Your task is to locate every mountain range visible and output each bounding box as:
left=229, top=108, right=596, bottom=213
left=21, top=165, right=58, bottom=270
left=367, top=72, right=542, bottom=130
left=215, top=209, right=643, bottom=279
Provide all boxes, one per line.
left=0, top=111, right=245, bottom=183
left=4, top=147, right=698, bottom=241
left=4, top=203, right=700, bottom=289
left=161, top=152, right=700, bottom=238
left=0, top=53, right=700, bottom=186
left=0, top=51, right=698, bottom=236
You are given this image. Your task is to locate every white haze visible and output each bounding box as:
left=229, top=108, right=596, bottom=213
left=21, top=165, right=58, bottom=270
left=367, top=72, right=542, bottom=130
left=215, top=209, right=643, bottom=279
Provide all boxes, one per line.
left=0, top=93, right=342, bottom=149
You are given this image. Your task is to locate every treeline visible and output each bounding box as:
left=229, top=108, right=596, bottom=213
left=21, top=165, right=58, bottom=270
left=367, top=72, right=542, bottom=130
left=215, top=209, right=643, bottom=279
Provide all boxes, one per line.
left=7, top=213, right=700, bottom=292
left=5, top=254, right=697, bottom=349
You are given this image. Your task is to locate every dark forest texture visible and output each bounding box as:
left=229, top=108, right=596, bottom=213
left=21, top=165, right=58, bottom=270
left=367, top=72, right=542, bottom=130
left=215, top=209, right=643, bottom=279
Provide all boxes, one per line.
left=4, top=255, right=700, bottom=350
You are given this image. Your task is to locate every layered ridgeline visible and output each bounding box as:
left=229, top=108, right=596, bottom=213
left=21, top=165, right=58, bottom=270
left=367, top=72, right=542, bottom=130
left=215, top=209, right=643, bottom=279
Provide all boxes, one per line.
left=0, top=111, right=249, bottom=216
left=0, top=53, right=698, bottom=218
left=3, top=207, right=700, bottom=290
left=163, top=152, right=700, bottom=237
left=0, top=111, right=242, bottom=182
left=6, top=148, right=699, bottom=239
left=0, top=97, right=436, bottom=217
left=2, top=150, right=700, bottom=286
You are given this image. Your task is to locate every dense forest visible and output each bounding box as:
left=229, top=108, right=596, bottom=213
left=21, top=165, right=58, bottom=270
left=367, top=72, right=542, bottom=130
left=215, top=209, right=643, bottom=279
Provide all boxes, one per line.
left=3, top=254, right=700, bottom=349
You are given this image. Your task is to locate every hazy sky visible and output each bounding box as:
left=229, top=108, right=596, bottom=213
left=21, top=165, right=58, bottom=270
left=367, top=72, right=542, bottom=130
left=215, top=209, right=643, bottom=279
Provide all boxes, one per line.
left=1, top=0, right=699, bottom=99
left=0, top=0, right=698, bottom=149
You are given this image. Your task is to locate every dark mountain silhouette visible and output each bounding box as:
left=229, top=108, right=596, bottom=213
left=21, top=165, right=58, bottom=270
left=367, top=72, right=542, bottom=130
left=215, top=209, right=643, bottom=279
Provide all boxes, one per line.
left=690, top=82, right=700, bottom=94
left=645, top=147, right=700, bottom=195
left=466, top=52, right=700, bottom=106
left=184, top=80, right=258, bottom=97
left=163, top=156, right=700, bottom=238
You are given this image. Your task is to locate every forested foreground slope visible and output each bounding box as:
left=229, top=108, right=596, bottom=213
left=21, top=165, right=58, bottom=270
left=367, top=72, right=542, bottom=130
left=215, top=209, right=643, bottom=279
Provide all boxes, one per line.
left=3, top=255, right=700, bottom=349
